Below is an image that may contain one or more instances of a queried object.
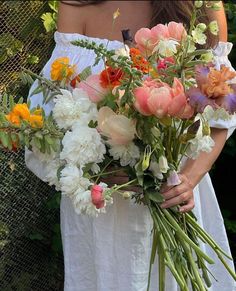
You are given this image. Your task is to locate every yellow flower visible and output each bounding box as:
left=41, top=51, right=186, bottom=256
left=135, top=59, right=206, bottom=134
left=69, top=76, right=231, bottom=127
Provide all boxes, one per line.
left=50, top=57, right=76, bottom=82
left=6, top=103, right=43, bottom=128
left=113, top=8, right=120, bottom=20
left=29, top=114, right=43, bottom=128
left=6, top=104, right=30, bottom=126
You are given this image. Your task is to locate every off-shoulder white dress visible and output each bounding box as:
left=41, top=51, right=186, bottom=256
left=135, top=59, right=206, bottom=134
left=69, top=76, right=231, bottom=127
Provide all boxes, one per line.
left=26, top=32, right=236, bottom=291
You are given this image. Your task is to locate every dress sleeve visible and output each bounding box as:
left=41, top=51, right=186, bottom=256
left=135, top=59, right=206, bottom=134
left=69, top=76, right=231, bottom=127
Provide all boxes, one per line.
left=209, top=41, right=236, bottom=139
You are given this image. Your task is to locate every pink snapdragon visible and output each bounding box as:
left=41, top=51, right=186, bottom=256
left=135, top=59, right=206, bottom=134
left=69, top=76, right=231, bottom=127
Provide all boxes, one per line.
left=91, top=184, right=105, bottom=209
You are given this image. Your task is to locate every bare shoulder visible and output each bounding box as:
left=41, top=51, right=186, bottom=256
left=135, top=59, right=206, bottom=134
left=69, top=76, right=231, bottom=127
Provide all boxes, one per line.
left=206, top=1, right=228, bottom=42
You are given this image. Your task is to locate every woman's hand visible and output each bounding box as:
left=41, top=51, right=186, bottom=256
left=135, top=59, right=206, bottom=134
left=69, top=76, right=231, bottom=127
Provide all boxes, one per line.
left=160, top=174, right=195, bottom=213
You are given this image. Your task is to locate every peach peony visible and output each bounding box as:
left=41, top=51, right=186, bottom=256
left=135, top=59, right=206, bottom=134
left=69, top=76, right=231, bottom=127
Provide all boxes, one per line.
left=98, top=107, right=136, bottom=145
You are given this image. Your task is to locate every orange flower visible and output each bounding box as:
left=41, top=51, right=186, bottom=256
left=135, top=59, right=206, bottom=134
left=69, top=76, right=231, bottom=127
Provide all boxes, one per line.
left=201, top=66, right=236, bottom=99
left=130, top=48, right=149, bottom=74
left=6, top=104, right=30, bottom=126
left=100, top=67, right=124, bottom=89
left=51, top=57, right=76, bottom=82
left=6, top=104, right=43, bottom=128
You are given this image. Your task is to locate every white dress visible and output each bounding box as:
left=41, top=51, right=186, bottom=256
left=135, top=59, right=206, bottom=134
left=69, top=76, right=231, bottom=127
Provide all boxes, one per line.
left=26, top=32, right=236, bottom=291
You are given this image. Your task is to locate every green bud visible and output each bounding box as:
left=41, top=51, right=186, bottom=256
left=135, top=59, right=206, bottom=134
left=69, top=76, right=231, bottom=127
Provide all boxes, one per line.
left=142, top=145, right=152, bottom=171
left=195, top=1, right=203, bottom=8
left=196, top=23, right=207, bottom=32
left=200, top=51, right=214, bottom=62
left=202, top=124, right=211, bottom=136
left=209, top=20, right=219, bottom=36
left=122, top=191, right=131, bottom=199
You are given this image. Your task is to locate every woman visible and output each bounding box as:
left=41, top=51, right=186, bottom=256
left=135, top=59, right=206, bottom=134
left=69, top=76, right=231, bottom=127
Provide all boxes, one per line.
left=26, top=1, right=236, bottom=290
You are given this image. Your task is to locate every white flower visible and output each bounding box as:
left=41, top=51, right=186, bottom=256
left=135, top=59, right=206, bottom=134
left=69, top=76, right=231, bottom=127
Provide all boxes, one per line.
left=60, top=122, right=106, bottom=167
left=209, top=20, right=219, bottom=36
left=113, top=45, right=130, bottom=61
left=72, top=190, right=100, bottom=217
left=202, top=105, right=231, bottom=121
left=53, top=88, right=97, bottom=129
left=154, top=39, right=179, bottom=57
left=187, top=135, right=215, bottom=159
left=167, top=170, right=181, bottom=186
left=158, top=156, right=169, bottom=173
left=191, top=28, right=207, bottom=45
left=60, top=164, right=91, bottom=196
left=149, top=161, right=163, bottom=179
left=44, top=158, right=62, bottom=190
left=109, top=142, right=140, bottom=167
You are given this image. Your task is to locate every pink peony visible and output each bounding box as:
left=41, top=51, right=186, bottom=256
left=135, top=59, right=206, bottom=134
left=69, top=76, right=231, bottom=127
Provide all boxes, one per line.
left=167, top=22, right=187, bottom=41
left=78, top=74, right=109, bottom=103
left=134, top=78, right=194, bottom=119
left=134, top=22, right=187, bottom=56
left=134, top=28, right=156, bottom=56
left=147, top=87, right=172, bottom=118
left=91, top=184, right=105, bottom=209
left=98, top=107, right=136, bottom=145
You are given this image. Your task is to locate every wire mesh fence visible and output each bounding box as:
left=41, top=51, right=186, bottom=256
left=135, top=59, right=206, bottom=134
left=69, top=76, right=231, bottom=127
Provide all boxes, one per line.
left=1, top=1, right=64, bottom=290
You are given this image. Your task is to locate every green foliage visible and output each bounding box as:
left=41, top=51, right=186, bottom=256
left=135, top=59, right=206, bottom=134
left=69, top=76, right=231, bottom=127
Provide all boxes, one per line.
left=41, top=1, right=58, bottom=33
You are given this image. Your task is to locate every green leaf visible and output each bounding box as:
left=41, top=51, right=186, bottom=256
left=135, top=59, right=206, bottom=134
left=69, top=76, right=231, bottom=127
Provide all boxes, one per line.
left=48, top=0, right=59, bottom=12
left=41, top=12, right=57, bottom=33
left=45, top=135, right=54, bottom=145
left=0, top=131, right=10, bottom=148
left=9, top=95, right=15, bottom=111
left=147, top=190, right=164, bottom=203
left=30, top=85, right=43, bottom=97
left=29, top=233, right=44, bottom=241
left=79, top=66, right=92, bottom=81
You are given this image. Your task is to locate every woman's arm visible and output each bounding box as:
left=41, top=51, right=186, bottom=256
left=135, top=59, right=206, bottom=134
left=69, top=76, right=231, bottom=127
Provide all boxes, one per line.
left=161, top=1, right=229, bottom=212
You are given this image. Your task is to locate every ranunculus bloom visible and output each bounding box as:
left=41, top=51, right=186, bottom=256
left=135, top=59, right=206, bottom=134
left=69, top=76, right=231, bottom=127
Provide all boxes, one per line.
left=135, top=22, right=187, bottom=56
left=188, top=64, right=236, bottom=113
left=91, top=184, right=105, bottom=209
left=78, top=75, right=108, bottom=103
left=100, top=67, right=124, bottom=89
left=98, top=107, right=136, bottom=145
left=50, top=57, right=76, bottom=82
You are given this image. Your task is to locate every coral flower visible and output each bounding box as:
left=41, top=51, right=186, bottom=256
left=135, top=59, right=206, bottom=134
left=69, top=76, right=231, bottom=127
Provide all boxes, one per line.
left=188, top=64, right=236, bottom=113
left=100, top=67, right=124, bottom=89
left=51, top=57, right=76, bottom=82
left=129, top=48, right=149, bottom=73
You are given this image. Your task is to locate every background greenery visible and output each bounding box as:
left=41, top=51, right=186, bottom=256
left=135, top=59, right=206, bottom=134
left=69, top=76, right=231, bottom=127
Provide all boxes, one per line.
left=0, top=0, right=236, bottom=290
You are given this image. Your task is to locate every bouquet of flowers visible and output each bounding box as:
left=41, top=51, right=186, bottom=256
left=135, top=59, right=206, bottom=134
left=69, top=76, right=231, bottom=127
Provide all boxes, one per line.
left=1, top=1, right=236, bottom=290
